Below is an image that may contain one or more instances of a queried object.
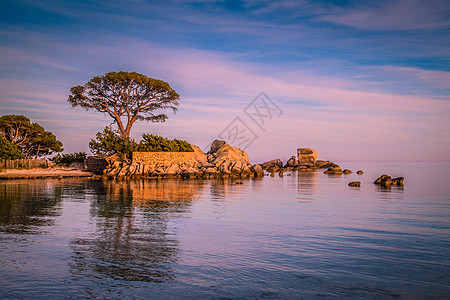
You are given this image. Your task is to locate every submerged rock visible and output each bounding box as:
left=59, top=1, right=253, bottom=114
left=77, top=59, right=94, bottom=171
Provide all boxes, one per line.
left=324, top=167, right=343, bottom=175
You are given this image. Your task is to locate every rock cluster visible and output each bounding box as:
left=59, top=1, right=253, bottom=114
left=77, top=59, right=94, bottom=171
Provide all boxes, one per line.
left=374, top=175, right=404, bottom=186
left=101, top=140, right=265, bottom=179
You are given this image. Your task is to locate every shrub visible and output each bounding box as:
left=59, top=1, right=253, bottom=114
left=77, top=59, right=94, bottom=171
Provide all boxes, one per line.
left=89, top=127, right=138, bottom=161
left=138, top=134, right=193, bottom=152
left=0, top=135, right=25, bottom=160
left=52, top=152, right=87, bottom=166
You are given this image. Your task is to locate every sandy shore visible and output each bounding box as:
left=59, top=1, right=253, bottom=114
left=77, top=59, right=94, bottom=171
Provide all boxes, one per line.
left=0, top=167, right=95, bottom=179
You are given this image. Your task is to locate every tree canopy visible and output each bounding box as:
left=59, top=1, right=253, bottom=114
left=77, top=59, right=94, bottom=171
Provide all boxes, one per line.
left=68, top=71, right=180, bottom=138
left=0, top=114, right=63, bottom=158
left=0, top=136, right=25, bottom=160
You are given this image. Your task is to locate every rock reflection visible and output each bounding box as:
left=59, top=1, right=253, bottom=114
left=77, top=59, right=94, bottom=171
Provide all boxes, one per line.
left=0, top=180, right=63, bottom=234
left=376, top=184, right=405, bottom=201
left=70, top=179, right=205, bottom=284
left=297, top=171, right=318, bottom=195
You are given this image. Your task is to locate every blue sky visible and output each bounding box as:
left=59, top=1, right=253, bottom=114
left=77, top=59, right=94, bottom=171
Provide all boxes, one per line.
left=1, top=0, right=449, bottom=162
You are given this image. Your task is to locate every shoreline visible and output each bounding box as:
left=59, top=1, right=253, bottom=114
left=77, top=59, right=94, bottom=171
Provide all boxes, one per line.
left=0, top=167, right=95, bottom=180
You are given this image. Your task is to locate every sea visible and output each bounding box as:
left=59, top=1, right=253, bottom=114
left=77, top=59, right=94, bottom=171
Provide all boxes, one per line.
left=0, top=161, right=449, bottom=299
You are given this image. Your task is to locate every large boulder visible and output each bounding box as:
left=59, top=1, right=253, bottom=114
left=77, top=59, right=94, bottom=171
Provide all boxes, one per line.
left=208, top=139, right=250, bottom=167
left=191, top=144, right=208, bottom=166
left=297, top=148, right=318, bottom=165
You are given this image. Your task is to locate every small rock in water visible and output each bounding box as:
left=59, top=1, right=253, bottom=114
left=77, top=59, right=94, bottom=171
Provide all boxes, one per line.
left=374, top=174, right=404, bottom=186
left=343, top=169, right=352, bottom=174
left=270, top=172, right=275, bottom=177
left=356, top=170, right=364, bottom=174
left=348, top=181, right=361, bottom=187
left=279, top=170, right=284, bottom=177
left=235, top=181, right=243, bottom=185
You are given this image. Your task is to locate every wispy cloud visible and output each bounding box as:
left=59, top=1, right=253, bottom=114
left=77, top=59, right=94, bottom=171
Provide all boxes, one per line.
left=318, top=0, right=450, bottom=30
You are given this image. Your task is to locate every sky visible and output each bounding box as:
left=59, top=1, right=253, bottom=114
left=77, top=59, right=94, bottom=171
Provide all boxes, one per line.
left=0, top=0, right=449, bottom=163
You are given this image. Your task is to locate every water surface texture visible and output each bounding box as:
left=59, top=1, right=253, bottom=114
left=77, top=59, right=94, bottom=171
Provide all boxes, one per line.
left=1, top=162, right=449, bottom=299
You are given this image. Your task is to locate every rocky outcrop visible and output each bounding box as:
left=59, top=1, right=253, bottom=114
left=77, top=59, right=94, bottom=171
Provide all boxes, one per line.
left=374, top=175, right=404, bottom=186
left=100, top=140, right=263, bottom=179
left=297, top=148, right=318, bottom=165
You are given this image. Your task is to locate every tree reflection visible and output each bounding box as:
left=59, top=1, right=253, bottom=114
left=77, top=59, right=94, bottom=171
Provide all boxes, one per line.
left=70, top=179, right=205, bottom=284
left=0, top=180, right=63, bottom=234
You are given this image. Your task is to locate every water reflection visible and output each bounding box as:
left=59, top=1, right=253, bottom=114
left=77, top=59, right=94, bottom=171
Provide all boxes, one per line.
left=70, top=179, right=205, bottom=284
left=297, top=171, right=318, bottom=195
left=0, top=180, right=63, bottom=234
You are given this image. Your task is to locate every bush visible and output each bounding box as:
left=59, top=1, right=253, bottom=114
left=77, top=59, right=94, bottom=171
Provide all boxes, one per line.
left=0, top=136, right=25, bottom=160
left=52, top=152, right=87, bottom=166
left=89, top=128, right=193, bottom=162
left=138, top=134, right=193, bottom=152
left=89, top=127, right=138, bottom=161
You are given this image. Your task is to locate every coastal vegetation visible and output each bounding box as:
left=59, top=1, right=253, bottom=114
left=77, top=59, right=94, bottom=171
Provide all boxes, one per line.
left=89, top=127, right=193, bottom=161
left=0, top=136, right=24, bottom=160
left=0, top=115, right=63, bottom=159
left=51, top=152, right=87, bottom=166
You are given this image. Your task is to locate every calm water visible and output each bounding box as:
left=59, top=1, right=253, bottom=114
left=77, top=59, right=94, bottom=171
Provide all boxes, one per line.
left=0, top=162, right=449, bottom=299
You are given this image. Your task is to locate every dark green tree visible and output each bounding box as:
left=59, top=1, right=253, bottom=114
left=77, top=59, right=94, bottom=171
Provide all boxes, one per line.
left=51, top=152, right=87, bottom=166
left=0, top=115, right=63, bottom=158
left=0, top=136, right=25, bottom=160
left=22, top=124, right=63, bottom=158
left=68, top=71, right=180, bottom=138
left=0, top=115, right=34, bottom=146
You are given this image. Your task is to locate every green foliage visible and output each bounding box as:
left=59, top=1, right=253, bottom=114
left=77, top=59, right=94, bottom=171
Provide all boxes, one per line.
left=138, top=134, right=193, bottom=152
left=68, top=71, right=180, bottom=138
left=0, top=114, right=63, bottom=158
left=0, top=114, right=33, bottom=145
left=89, top=127, right=193, bottom=161
left=89, top=127, right=138, bottom=161
left=0, top=136, right=25, bottom=160
left=51, top=152, right=87, bottom=166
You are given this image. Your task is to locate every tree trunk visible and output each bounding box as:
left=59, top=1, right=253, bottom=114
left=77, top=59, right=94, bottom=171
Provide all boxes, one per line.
left=115, top=118, right=128, bottom=138
left=34, top=144, right=41, bottom=159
